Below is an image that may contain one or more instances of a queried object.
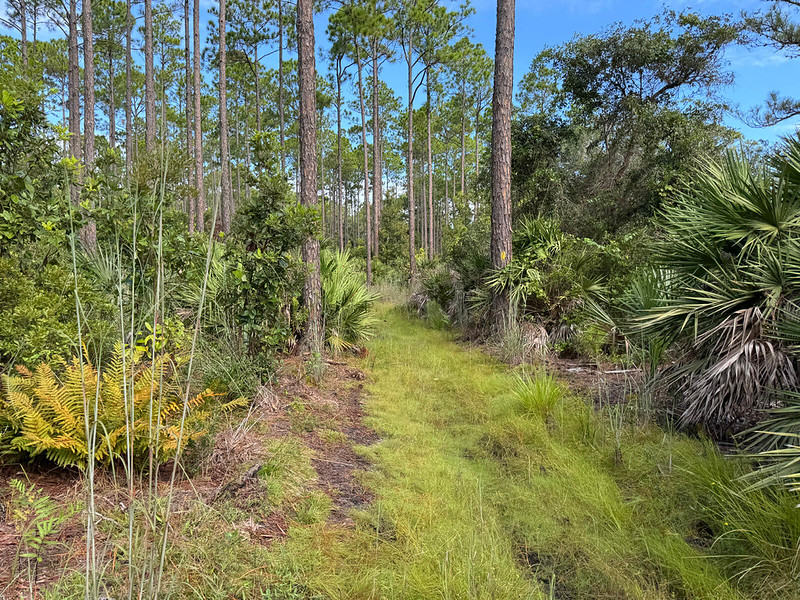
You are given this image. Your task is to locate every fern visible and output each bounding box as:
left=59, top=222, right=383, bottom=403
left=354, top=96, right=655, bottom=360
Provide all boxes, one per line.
left=0, top=347, right=230, bottom=468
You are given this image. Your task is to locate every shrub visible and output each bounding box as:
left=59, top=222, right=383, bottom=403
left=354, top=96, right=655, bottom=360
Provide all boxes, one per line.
left=470, top=218, right=612, bottom=347
left=224, top=177, right=317, bottom=354
left=0, top=84, right=72, bottom=250
left=0, top=347, right=242, bottom=468
left=0, top=254, right=116, bottom=371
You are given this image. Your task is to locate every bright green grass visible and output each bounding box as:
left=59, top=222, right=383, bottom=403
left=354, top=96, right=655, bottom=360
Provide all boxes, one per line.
left=271, top=306, right=772, bottom=599
left=44, top=304, right=800, bottom=599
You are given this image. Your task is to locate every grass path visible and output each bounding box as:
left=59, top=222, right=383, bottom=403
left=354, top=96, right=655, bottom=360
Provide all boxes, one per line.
left=281, top=306, right=742, bottom=600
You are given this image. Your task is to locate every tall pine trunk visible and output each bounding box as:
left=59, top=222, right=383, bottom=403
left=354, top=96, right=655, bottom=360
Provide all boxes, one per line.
left=336, top=57, right=344, bottom=250
left=460, top=82, right=466, bottom=196
left=125, top=0, right=132, bottom=174
left=297, top=0, right=321, bottom=348
left=236, top=97, right=241, bottom=208
left=193, top=0, right=206, bottom=231
left=219, top=0, right=232, bottom=233
left=185, top=0, right=194, bottom=231
left=354, top=41, right=372, bottom=285
left=474, top=103, right=480, bottom=217
left=82, top=0, right=97, bottom=250
left=108, top=43, right=116, bottom=150
left=320, top=133, right=325, bottom=237
left=489, top=0, right=515, bottom=328
left=20, top=0, right=28, bottom=69
left=144, top=0, right=156, bottom=152
left=426, top=69, right=433, bottom=258
left=406, top=37, right=417, bottom=283
left=372, top=39, right=381, bottom=258
left=278, top=0, right=286, bottom=173
left=254, top=54, right=261, bottom=132
left=68, top=0, right=80, bottom=204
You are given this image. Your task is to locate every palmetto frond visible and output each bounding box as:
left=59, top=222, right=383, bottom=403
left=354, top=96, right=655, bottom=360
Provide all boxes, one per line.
left=641, top=139, right=800, bottom=435
left=321, top=249, right=379, bottom=353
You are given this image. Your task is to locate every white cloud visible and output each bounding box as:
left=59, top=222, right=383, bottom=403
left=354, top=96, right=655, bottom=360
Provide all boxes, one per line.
left=728, top=46, right=792, bottom=69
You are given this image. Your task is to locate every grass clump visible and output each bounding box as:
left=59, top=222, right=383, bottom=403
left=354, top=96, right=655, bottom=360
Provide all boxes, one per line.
left=318, top=427, right=348, bottom=444
left=513, top=370, right=566, bottom=418
left=293, top=491, right=333, bottom=525
left=258, top=437, right=316, bottom=506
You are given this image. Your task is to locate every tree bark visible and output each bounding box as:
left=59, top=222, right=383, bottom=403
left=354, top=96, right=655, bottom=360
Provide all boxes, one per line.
left=193, top=0, right=206, bottom=231
left=421, top=171, right=427, bottom=255
left=144, top=0, right=156, bottom=153
left=82, top=0, right=97, bottom=250
left=297, top=0, right=321, bottom=348
left=125, top=0, right=132, bottom=174
left=185, top=0, right=194, bottom=231
left=319, top=132, right=325, bottom=237
left=20, top=0, right=27, bottom=69
left=372, top=39, right=381, bottom=258
left=159, top=39, right=166, bottom=146
left=489, top=0, right=515, bottom=329
left=254, top=56, right=261, bottom=132
left=108, top=41, right=116, bottom=150
left=406, top=36, right=417, bottom=283
left=278, top=0, right=286, bottom=173
left=68, top=0, right=80, bottom=201
left=219, top=0, right=232, bottom=233
left=336, top=56, right=344, bottom=250
left=354, top=41, right=372, bottom=285
left=244, top=97, right=251, bottom=200
left=236, top=96, right=241, bottom=209
left=426, top=69, right=433, bottom=258
left=460, top=82, right=466, bottom=196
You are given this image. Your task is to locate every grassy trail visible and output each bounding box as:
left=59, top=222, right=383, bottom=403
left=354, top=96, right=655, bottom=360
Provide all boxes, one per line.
left=285, top=306, right=741, bottom=600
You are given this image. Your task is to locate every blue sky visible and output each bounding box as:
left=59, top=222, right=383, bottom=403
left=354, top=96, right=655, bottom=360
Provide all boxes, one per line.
left=3, top=0, right=798, bottom=141
left=429, top=0, right=800, bottom=142
left=356, top=0, right=799, bottom=143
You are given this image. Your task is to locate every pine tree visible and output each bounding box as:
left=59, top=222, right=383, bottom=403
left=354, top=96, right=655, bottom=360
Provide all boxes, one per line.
left=489, top=0, right=515, bottom=328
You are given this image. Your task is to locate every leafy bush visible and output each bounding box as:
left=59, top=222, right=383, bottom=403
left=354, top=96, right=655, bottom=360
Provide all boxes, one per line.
left=0, top=347, right=242, bottom=468
left=225, top=177, right=317, bottom=354
left=471, top=218, right=618, bottom=345
left=0, top=254, right=116, bottom=371
left=0, top=84, right=72, bottom=251
left=321, top=248, right=379, bottom=352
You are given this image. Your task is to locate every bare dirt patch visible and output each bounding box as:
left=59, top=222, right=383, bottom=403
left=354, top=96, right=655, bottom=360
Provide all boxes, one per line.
left=269, top=357, right=378, bottom=524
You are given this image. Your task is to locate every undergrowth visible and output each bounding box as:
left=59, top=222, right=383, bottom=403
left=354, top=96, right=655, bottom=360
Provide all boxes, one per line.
left=274, top=305, right=796, bottom=600
left=39, top=305, right=800, bottom=599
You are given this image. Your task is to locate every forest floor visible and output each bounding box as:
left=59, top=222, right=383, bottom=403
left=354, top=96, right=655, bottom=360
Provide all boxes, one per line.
left=0, top=303, right=784, bottom=599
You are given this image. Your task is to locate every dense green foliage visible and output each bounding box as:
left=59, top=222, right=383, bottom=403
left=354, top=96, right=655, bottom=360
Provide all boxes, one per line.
left=0, top=83, right=72, bottom=249
left=637, top=142, right=800, bottom=434
left=0, top=255, right=116, bottom=369
left=0, top=82, right=368, bottom=472
left=514, top=12, right=739, bottom=237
